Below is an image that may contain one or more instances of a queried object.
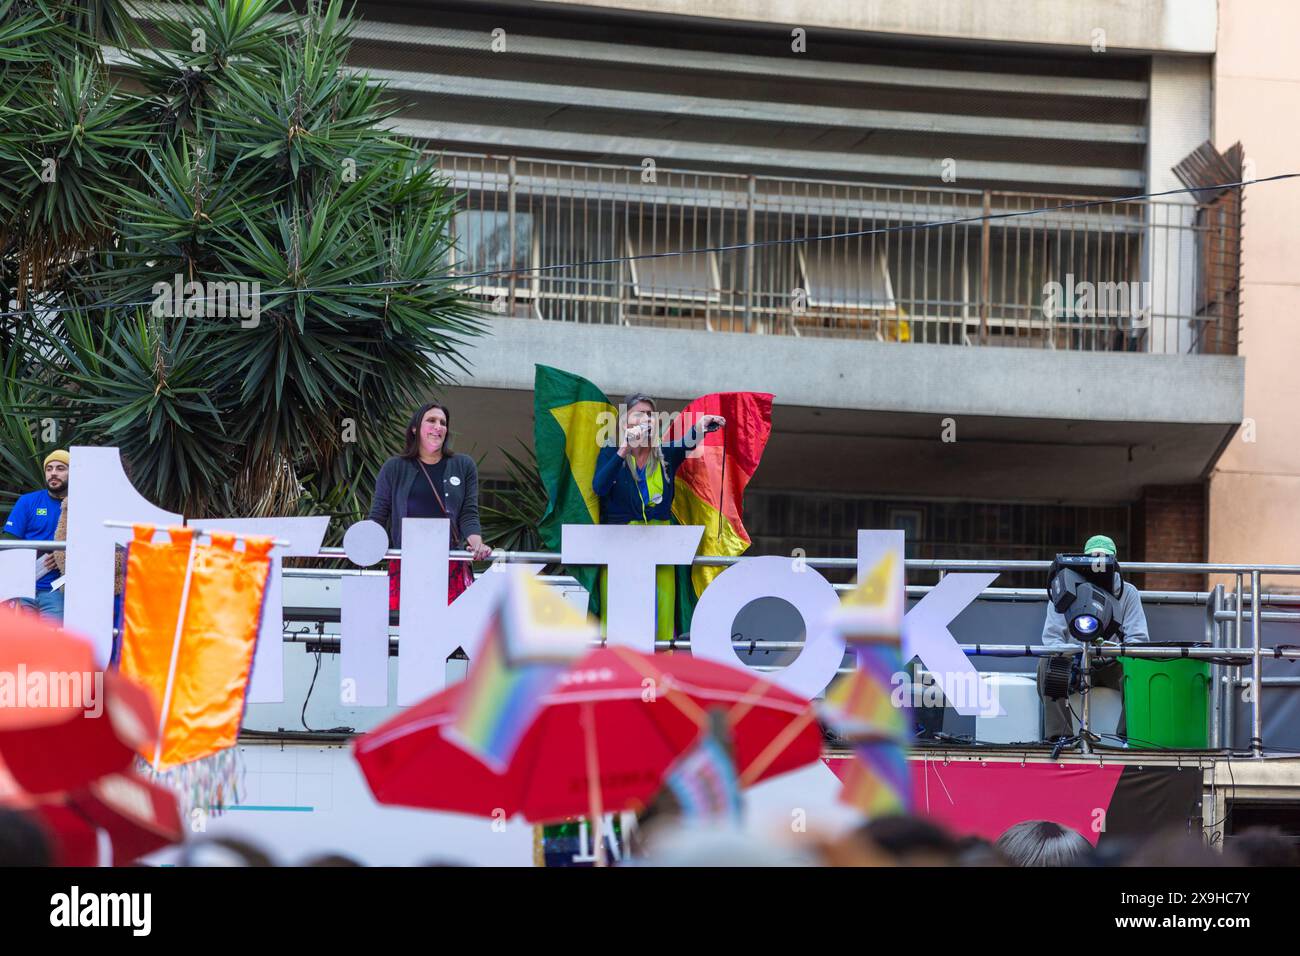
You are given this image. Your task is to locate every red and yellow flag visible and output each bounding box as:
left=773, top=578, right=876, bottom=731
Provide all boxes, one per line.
left=667, top=392, right=773, bottom=632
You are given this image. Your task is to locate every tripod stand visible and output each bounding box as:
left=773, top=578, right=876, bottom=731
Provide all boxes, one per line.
left=1047, top=641, right=1103, bottom=760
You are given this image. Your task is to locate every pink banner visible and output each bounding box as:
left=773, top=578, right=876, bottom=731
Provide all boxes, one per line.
left=825, top=757, right=1123, bottom=846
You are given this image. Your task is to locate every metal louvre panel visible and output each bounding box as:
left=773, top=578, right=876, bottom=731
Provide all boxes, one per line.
left=339, top=4, right=1150, bottom=195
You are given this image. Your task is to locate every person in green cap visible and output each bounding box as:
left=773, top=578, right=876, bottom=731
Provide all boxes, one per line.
left=1038, top=534, right=1149, bottom=744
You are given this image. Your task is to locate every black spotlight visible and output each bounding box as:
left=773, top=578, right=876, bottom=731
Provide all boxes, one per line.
left=1047, top=553, right=1122, bottom=642
left=1040, top=655, right=1077, bottom=700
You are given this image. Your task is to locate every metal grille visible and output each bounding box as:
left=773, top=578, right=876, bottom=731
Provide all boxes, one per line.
left=479, top=476, right=1131, bottom=589
left=436, top=151, right=1241, bottom=355
left=743, top=490, right=1131, bottom=588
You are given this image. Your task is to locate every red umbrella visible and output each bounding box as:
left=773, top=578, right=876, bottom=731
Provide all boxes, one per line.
left=0, top=753, right=94, bottom=865
left=354, top=680, right=523, bottom=818
left=2, top=755, right=182, bottom=866
left=68, top=771, right=184, bottom=865
left=0, top=610, right=156, bottom=794
left=16, top=780, right=182, bottom=867
left=355, top=646, right=821, bottom=825
left=28, top=804, right=100, bottom=867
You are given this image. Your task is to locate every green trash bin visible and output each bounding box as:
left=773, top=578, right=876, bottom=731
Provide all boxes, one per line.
left=1121, top=655, right=1210, bottom=749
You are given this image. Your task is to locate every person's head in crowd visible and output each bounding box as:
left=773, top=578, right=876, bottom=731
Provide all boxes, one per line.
left=1086, top=835, right=1141, bottom=867
left=0, top=807, right=53, bottom=866
left=995, top=820, right=1092, bottom=867
left=953, top=834, right=1008, bottom=867
left=630, top=784, right=684, bottom=856
left=301, top=853, right=363, bottom=867
left=1225, top=827, right=1298, bottom=867
left=1126, top=829, right=1243, bottom=867
left=640, top=823, right=811, bottom=867
left=401, top=401, right=456, bottom=461
left=179, top=836, right=275, bottom=867
left=43, top=450, right=69, bottom=499
left=856, top=814, right=962, bottom=866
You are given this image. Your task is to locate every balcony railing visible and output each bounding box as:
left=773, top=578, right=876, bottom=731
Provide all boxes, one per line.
left=433, top=151, right=1242, bottom=355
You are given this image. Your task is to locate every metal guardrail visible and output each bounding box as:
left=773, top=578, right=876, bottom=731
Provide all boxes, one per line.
left=21, top=538, right=1300, bottom=575
left=436, top=151, right=1241, bottom=355
left=7, top=542, right=1292, bottom=757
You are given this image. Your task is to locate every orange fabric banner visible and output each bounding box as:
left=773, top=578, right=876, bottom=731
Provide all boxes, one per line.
left=119, top=526, right=273, bottom=769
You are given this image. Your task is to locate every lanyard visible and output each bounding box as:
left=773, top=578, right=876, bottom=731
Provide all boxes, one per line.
left=637, top=459, right=663, bottom=523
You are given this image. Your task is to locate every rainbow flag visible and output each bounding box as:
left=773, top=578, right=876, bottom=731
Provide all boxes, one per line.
left=820, top=538, right=914, bottom=818
left=448, top=569, right=594, bottom=771
left=817, top=544, right=908, bottom=742
left=533, top=365, right=615, bottom=614
left=666, top=392, right=773, bottom=633
left=665, top=712, right=743, bottom=824
left=836, top=549, right=905, bottom=645
left=839, top=743, right=913, bottom=818
left=818, top=646, right=908, bottom=742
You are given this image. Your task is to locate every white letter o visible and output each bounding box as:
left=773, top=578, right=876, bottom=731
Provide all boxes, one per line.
left=690, top=556, right=843, bottom=699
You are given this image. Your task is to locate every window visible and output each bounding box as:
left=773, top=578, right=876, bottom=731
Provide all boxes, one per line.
left=625, top=227, right=721, bottom=303
left=797, top=245, right=896, bottom=310
left=451, top=211, right=537, bottom=299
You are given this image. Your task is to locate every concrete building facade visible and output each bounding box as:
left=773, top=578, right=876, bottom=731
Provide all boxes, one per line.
left=137, top=1, right=1288, bottom=589
left=330, top=0, right=1259, bottom=588
left=1206, top=0, right=1300, bottom=593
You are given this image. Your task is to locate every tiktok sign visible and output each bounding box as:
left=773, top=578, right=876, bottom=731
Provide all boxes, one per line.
left=0, top=448, right=999, bottom=713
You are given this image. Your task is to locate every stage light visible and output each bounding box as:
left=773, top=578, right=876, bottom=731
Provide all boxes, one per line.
left=1072, top=613, right=1100, bottom=637
left=1048, top=553, right=1122, bottom=643
left=1041, top=654, right=1075, bottom=700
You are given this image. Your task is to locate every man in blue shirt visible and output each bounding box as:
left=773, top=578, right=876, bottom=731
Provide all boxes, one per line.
left=3, top=449, right=69, bottom=623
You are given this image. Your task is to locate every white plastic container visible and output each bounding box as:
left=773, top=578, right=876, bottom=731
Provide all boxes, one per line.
left=974, top=673, right=1041, bottom=744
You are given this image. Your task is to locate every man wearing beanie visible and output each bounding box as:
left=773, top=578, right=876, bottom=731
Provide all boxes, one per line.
left=2, top=449, right=70, bottom=622
left=1037, top=534, right=1149, bottom=745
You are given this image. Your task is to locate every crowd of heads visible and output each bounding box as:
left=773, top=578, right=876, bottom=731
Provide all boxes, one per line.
left=635, top=815, right=1297, bottom=868
left=4, top=801, right=1293, bottom=867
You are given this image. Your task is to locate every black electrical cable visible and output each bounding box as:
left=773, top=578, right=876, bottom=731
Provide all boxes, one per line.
left=1063, top=697, right=1175, bottom=751
left=298, top=644, right=354, bottom=735
left=300, top=644, right=324, bottom=733
left=1219, top=751, right=1236, bottom=841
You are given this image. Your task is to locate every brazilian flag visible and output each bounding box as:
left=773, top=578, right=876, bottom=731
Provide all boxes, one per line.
left=534, top=365, right=614, bottom=614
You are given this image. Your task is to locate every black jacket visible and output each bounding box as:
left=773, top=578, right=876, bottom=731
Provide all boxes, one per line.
left=368, top=454, right=483, bottom=548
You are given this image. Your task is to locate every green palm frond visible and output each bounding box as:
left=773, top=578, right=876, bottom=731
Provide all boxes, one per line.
left=480, top=442, right=547, bottom=555
left=4, top=0, right=485, bottom=520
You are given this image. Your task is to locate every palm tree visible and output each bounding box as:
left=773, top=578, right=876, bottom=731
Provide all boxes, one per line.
left=479, top=443, right=547, bottom=556
left=1, top=0, right=482, bottom=529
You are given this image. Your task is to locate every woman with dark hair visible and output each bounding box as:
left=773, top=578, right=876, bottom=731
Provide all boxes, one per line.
left=994, top=820, right=1092, bottom=867
left=591, top=392, right=723, bottom=641
left=369, top=402, right=491, bottom=610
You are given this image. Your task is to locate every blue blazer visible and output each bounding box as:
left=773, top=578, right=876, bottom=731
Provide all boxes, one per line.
left=592, top=431, right=700, bottom=525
